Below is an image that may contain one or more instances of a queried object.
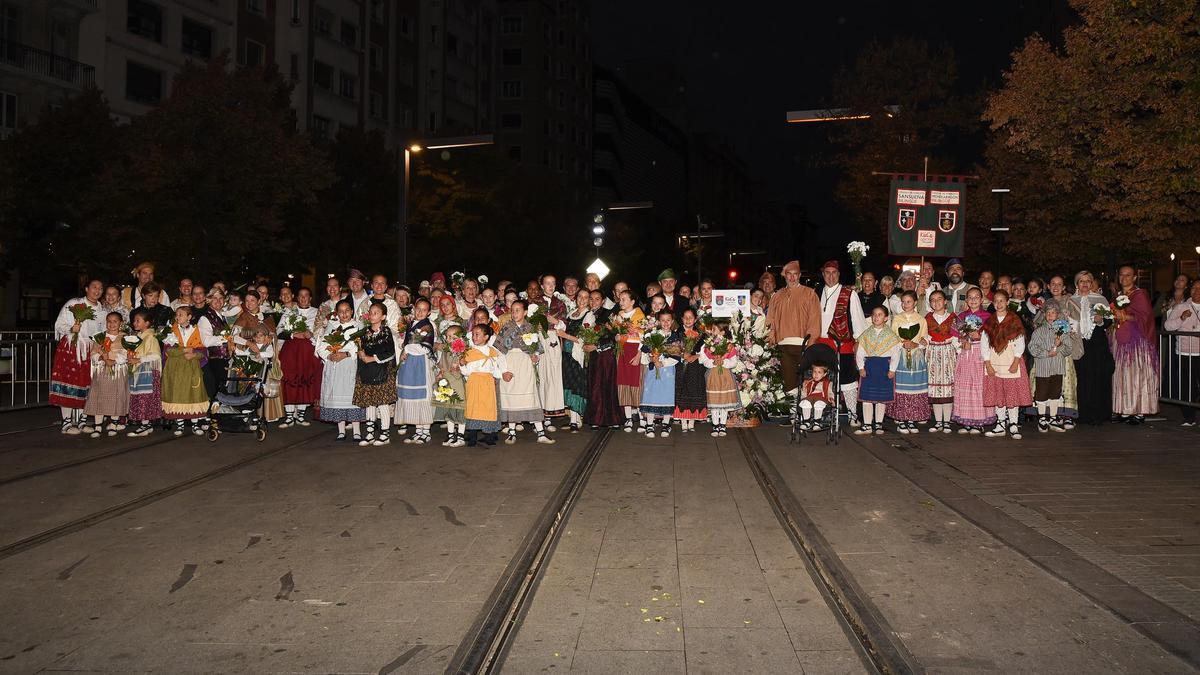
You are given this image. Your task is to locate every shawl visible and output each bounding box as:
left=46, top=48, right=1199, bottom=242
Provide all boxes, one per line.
left=983, top=311, right=1024, bottom=353
left=1070, top=292, right=1108, bottom=340
left=858, top=325, right=902, bottom=356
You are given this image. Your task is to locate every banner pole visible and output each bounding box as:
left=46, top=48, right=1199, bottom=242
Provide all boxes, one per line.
left=923, top=156, right=928, bottom=182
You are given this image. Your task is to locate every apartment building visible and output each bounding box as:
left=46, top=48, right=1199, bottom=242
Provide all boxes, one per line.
left=494, top=0, right=590, bottom=201
left=0, top=0, right=101, bottom=135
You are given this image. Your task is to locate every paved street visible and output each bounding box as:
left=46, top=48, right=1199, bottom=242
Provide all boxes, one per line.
left=0, top=409, right=1197, bottom=673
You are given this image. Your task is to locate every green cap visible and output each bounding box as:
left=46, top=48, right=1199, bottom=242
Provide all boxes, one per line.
left=657, top=268, right=676, bottom=282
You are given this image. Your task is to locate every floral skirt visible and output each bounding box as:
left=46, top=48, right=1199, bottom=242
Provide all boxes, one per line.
left=49, top=337, right=90, bottom=408
left=128, top=371, right=162, bottom=422
left=951, top=342, right=996, bottom=427
left=84, top=369, right=129, bottom=418
left=925, top=341, right=957, bottom=404
left=983, top=361, right=1033, bottom=408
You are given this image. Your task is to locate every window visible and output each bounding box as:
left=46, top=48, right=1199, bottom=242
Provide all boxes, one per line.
left=500, top=80, right=522, bottom=98
left=500, top=112, right=522, bottom=128
left=246, top=0, right=265, bottom=15
left=0, top=91, right=16, bottom=136
left=558, top=91, right=565, bottom=109
left=397, top=57, right=414, bottom=85
left=446, top=33, right=458, bottom=56
left=399, top=16, right=412, bottom=37
left=315, top=6, right=332, bottom=35
left=370, top=0, right=384, bottom=23
left=181, top=18, right=212, bottom=59
left=290, top=0, right=301, bottom=24
left=508, top=145, right=522, bottom=161
left=2, top=6, right=22, bottom=43
left=557, top=121, right=565, bottom=138
left=339, top=72, right=356, bottom=99
left=501, top=48, right=522, bottom=66
left=289, top=53, right=299, bottom=81
left=313, top=60, right=333, bottom=90
left=127, top=0, right=163, bottom=43
left=543, top=54, right=550, bottom=72
left=429, top=24, right=438, bottom=45
left=125, top=61, right=163, bottom=103
left=243, top=39, right=265, bottom=67
left=369, top=43, right=382, bottom=72
left=341, top=20, right=358, bottom=48
left=427, top=111, right=437, bottom=132
left=369, top=91, right=385, bottom=118
left=396, top=104, right=413, bottom=128
left=501, top=16, right=522, bottom=34
left=311, top=115, right=332, bottom=140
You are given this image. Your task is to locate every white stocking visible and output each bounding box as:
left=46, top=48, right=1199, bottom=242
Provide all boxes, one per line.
left=1048, top=400, right=1061, bottom=417
left=862, top=404, right=875, bottom=426
left=873, top=403, right=886, bottom=423
left=840, top=384, right=859, bottom=419
left=994, top=407, right=1007, bottom=424
left=1007, top=407, right=1020, bottom=424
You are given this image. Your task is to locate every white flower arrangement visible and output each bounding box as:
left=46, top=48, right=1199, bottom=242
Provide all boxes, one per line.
left=477, top=275, right=489, bottom=286
left=726, top=310, right=792, bottom=419
left=847, top=241, right=870, bottom=259
left=520, top=332, right=539, bottom=347
left=1115, top=294, right=1131, bottom=308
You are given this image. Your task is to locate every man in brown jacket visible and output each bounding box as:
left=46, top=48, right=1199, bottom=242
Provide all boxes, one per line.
left=765, top=260, right=822, bottom=398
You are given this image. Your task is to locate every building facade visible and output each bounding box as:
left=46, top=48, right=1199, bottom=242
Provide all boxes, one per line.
left=494, top=0, right=590, bottom=202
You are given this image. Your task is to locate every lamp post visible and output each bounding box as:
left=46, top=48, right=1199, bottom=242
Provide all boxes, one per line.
left=990, top=188, right=1010, bottom=273
left=397, top=134, right=494, bottom=286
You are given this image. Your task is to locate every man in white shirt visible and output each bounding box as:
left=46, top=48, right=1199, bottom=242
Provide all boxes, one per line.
left=1164, top=279, right=1200, bottom=426
left=122, top=262, right=169, bottom=310
left=347, top=269, right=370, bottom=315
left=816, top=260, right=867, bottom=426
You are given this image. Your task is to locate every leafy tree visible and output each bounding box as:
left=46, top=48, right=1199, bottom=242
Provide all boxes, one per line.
left=88, top=55, right=332, bottom=282
left=0, top=89, right=121, bottom=282
left=826, top=38, right=980, bottom=248
left=984, top=0, right=1200, bottom=267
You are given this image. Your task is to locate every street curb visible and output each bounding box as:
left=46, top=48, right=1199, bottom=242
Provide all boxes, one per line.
left=850, top=433, right=1200, bottom=669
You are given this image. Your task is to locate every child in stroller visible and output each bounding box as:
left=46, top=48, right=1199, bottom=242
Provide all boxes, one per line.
left=790, top=341, right=841, bottom=444
left=208, top=325, right=274, bottom=441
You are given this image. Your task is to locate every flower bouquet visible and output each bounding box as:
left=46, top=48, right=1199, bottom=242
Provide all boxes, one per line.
left=450, top=271, right=467, bottom=289
left=444, top=335, right=469, bottom=357
left=519, top=331, right=540, bottom=354
left=896, top=323, right=921, bottom=368
left=958, top=314, right=984, bottom=334
left=122, top=334, right=143, bottom=372
left=578, top=322, right=605, bottom=365
left=707, top=338, right=733, bottom=372
left=526, top=303, right=551, bottom=334
left=847, top=241, right=869, bottom=291
left=68, top=303, right=96, bottom=345
left=231, top=354, right=264, bottom=377
left=1092, top=303, right=1114, bottom=322
left=152, top=322, right=172, bottom=344
left=278, top=310, right=309, bottom=338
left=1051, top=318, right=1072, bottom=336
left=323, top=324, right=364, bottom=353
left=640, top=330, right=671, bottom=379
left=433, top=377, right=463, bottom=405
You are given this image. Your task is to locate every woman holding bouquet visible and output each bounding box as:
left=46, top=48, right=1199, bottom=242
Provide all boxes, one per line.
left=354, top=301, right=398, bottom=446
left=51, top=279, right=104, bottom=434
left=533, top=303, right=567, bottom=432
left=981, top=289, right=1033, bottom=439
left=699, top=321, right=740, bottom=437
left=673, top=308, right=708, bottom=433
left=888, top=291, right=931, bottom=433
left=559, top=289, right=594, bottom=432
left=317, top=300, right=366, bottom=442
left=1067, top=271, right=1114, bottom=425
left=395, top=298, right=437, bottom=444
left=278, top=287, right=322, bottom=428
left=1110, top=265, right=1159, bottom=423
left=951, top=288, right=996, bottom=434
left=495, top=300, right=556, bottom=444
left=613, top=289, right=647, bottom=432
left=584, top=290, right=623, bottom=429
left=83, top=311, right=130, bottom=437
left=639, top=310, right=681, bottom=438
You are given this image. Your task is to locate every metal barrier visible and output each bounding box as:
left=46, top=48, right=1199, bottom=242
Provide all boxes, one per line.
left=1160, top=330, right=1200, bottom=409
left=0, top=331, right=56, bottom=411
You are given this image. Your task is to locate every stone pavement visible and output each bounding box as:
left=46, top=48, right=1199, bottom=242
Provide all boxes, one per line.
left=505, top=429, right=862, bottom=674
left=0, top=413, right=585, bottom=673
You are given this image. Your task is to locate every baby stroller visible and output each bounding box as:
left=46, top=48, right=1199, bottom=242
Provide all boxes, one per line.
left=207, top=356, right=271, bottom=442
left=789, top=339, right=841, bottom=445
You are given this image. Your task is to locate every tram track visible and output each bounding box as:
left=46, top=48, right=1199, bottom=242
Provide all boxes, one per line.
left=447, top=426, right=920, bottom=675
left=0, top=429, right=323, bottom=562
left=0, top=433, right=182, bottom=486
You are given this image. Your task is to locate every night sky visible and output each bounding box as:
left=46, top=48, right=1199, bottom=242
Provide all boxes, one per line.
left=591, top=1, right=1073, bottom=231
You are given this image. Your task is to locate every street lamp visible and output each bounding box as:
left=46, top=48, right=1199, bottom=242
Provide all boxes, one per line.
left=990, top=188, right=1010, bottom=273
left=590, top=201, right=652, bottom=277
left=397, top=134, right=494, bottom=286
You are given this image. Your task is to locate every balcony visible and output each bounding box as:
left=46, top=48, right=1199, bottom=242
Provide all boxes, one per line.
left=0, top=40, right=95, bottom=88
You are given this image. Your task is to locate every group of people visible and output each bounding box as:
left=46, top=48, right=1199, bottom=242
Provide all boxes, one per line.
left=47, top=252, right=1195, bottom=445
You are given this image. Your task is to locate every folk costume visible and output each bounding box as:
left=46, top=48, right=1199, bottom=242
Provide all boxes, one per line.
left=161, top=322, right=209, bottom=434
left=1163, top=299, right=1200, bottom=424
left=460, top=343, right=506, bottom=446
left=638, top=328, right=680, bottom=438
left=83, top=330, right=130, bottom=435
left=951, top=309, right=997, bottom=432
left=277, top=305, right=322, bottom=427
left=613, top=307, right=647, bottom=431
left=1027, top=308, right=1075, bottom=432
left=672, top=328, right=708, bottom=432
left=1067, top=290, right=1114, bottom=425
left=50, top=296, right=103, bottom=432
left=854, top=325, right=902, bottom=434
left=584, top=311, right=623, bottom=428
left=924, top=310, right=957, bottom=432
left=126, top=328, right=162, bottom=435
left=561, top=307, right=593, bottom=430
left=699, top=339, right=740, bottom=437
left=433, top=339, right=469, bottom=447
left=197, top=305, right=232, bottom=402
left=395, top=317, right=437, bottom=444
left=316, top=320, right=365, bottom=441
left=765, top=261, right=823, bottom=395
left=495, top=318, right=555, bottom=444
left=353, top=324, right=397, bottom=446
left=888, top=310, right=931, bottom=431
left=798, top=374, right=835, bottom=429
left=1110, top=287, right=1159, bottom=418
left=234, top=310, right=282, bottom=423
left=817, top=262, right=867, bottom=426
left=536, top=314, right=568, bottom=430
left=981, top=310, right=1033, bottom=438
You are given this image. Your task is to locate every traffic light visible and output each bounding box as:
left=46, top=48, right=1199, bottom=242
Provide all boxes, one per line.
left=591, top=211, right=605, bottom=248
left=727, top=268, right=738, bottom=282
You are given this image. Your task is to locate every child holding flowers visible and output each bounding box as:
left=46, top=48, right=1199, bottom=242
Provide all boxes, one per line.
left=951, top=288, right=996, bottom=434
left=434, top=324, right=469, bottom=447
left=924, top=290, right=958, bottom=433
left=495, top=300, right=556, bottom=444
left=981, top=289, right=1033, bottom=439
left=1027, top=299, right=1075, bottom=432
left=460, top=323, right=507, bottom=447
left=125, top=308, right=163, bottom=437
left=612, top=289, right=647, bottom=433
left=317, top=299, right=366, bottom=442
left=672, top=308, right=708, bottom=434
left=396, top=298, right=437, bottom=445
left=161, top=305, right=210, bottom=436
left=699, top=320, right=740, bottom=437
left=888, top=290, right=930, bottom=433
left=83, top=311, right=130, bottom=437
left=354, top=301, right=398, bottom=446
left=639, top=310, right=681, bottom=438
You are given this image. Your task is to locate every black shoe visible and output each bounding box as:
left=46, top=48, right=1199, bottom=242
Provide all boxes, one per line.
left=465, top=430, right=479, bottom=447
